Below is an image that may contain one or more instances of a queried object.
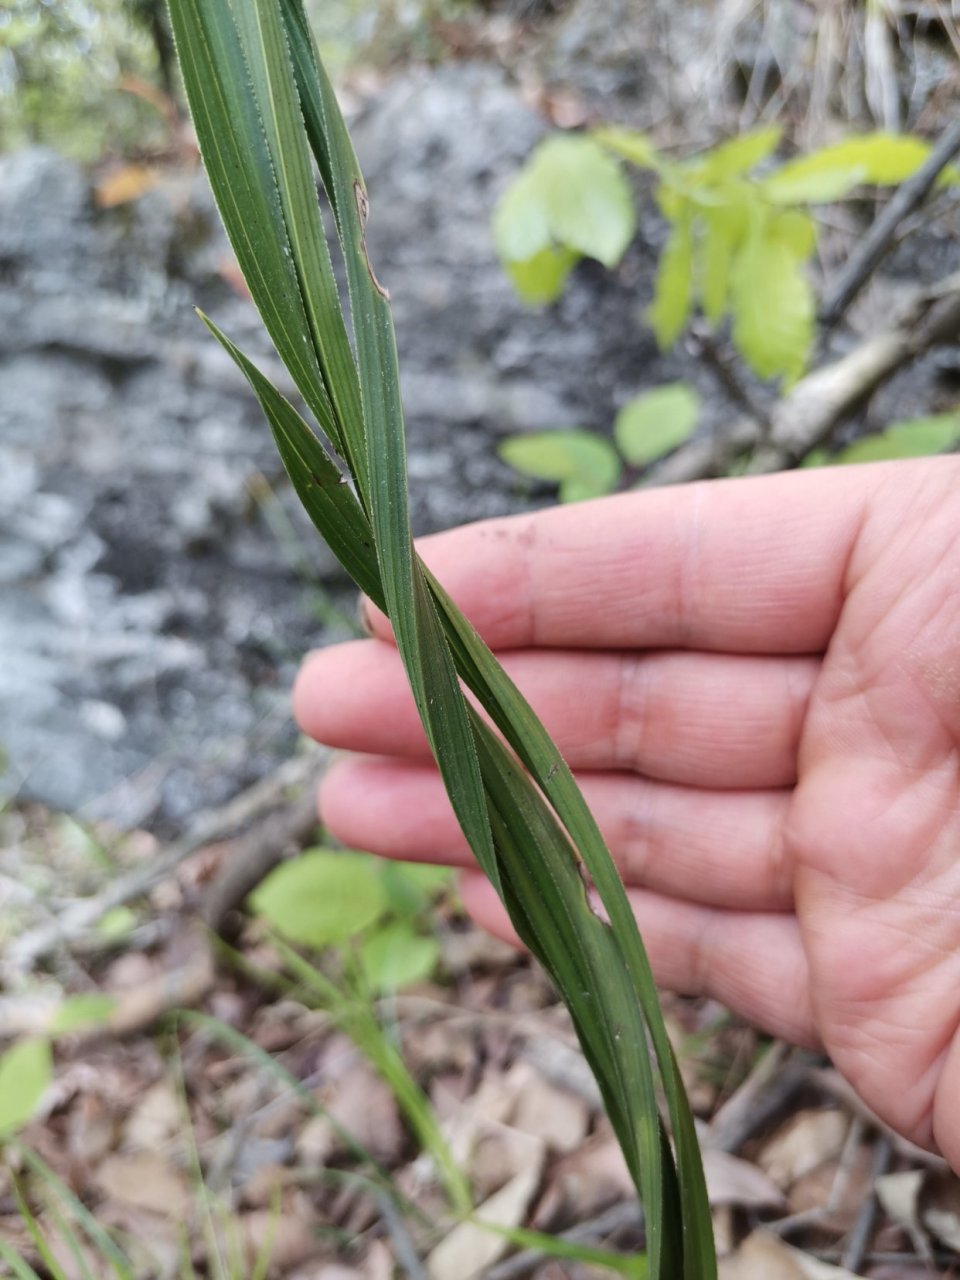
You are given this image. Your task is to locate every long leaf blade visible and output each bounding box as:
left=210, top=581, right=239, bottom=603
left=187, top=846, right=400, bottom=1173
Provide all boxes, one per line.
left=170, top=3, right=717, bottom=1272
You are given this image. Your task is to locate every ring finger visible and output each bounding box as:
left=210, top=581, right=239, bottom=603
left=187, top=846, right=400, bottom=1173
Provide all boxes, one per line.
left=319, top=755, right=794, bottom=912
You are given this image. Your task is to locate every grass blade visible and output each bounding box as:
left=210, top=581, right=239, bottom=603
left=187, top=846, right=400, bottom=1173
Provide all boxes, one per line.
left=274, top=937, right=473, bottom=1216
left=0, top=1241, right=44, bottom=1280
left=16, top=1148, right=136, bottom=1280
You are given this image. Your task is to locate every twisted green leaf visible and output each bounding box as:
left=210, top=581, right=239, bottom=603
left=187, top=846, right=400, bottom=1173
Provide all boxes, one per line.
left=169, top=2, right=716, bottom=1273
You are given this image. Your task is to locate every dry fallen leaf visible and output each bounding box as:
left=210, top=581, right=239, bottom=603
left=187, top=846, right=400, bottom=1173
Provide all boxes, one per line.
left=312, top=1059, right=404, bottom=1165
left=94, top=164, right=162, bottom=208
left=427, top=1155, right=544, bottom=1280
left=94, top=1150, right=192, bottom=1219
left=702, top=1147, right=786, bottom=1211
left=124, top=1079, right=182, bottom=1152
left=43, top=1236, right=103, bottom=1280
left=920, top=1168, right=960, bottom=1250
left=444, top=1064, right=529, bottom=1168
left=240, top=1204, right=326, bottom=1273
left=877, top=1166, right=960, bottom=1253
left=65, top=1090, right=116, bottom=1165
left=511, top=1067, right=590, bottom=1154
left=297, top=1112, right=338, bottom=1167
left=719, top=1231, right=859, bottom=1279
left=364, top=1240, right=395, bottom=1280
left=95, top=1201, right=183, bottom=1276
left=469, top=1126, right=545, bottom=1200
left=533, top=1129, right=634, bottom=1229
left=758, top=1109, right=849, bottom=1189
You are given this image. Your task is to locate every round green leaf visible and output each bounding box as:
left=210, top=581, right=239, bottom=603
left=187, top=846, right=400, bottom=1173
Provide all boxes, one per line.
left=96, top=906, right=137, bottom=940
left=0, top=1039, right=52, bottom=1140
left=361, top=922, right=440, bottom=993
left=493, top=170, right=553, bottom=262
left=833, top=414, right=960, bottom=464
left=381, top=860, right=452, bottom=916
left=530, top=135, right=635, bottom=267
left=251, top=849, right=386, bottom=948
left=499, top=431, right=621, bottom=501
left=614, top=384, right=701, bottom=467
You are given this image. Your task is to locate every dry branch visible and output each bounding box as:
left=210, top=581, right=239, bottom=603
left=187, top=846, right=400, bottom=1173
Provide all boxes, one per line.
left=653, top=271, right=960, bottom=485
left=819, top=115, right=960, bottom=328
left=202, top=788, right=321, bottom=938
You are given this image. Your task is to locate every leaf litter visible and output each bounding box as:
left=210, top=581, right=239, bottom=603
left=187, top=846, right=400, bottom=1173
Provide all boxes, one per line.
left=2, top=803, right=960, bottom=1277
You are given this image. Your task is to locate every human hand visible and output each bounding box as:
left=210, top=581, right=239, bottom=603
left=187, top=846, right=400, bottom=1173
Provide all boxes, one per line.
left=293, top=458, right=960, bottom=1168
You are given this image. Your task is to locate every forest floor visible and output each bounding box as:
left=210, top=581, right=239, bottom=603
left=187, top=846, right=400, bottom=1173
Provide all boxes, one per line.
left=1, top=776, right=958, bottom=1280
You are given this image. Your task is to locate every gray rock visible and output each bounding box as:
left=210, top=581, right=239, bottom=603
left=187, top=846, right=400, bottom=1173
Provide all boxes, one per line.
left=0, top=60, right=732, bottom=830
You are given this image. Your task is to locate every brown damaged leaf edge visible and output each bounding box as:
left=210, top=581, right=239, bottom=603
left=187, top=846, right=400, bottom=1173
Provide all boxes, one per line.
left=166, top=0, right=716, bottom=1274
left=353, top=180, right=391, bottom=300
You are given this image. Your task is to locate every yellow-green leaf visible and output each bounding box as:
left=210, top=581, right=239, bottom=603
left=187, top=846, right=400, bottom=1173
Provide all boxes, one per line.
left=594, top=126, right=661, bottom=170
left=694, top=126, right=782, bottom=182
left=614, top=384, right=701, bottom=467
left=699, top=196, right=748, bottom=323
left=730, top=226, right=813, bottom=382
left=251, top=850, right=386, bottom=948
left=832, top=413, right=960, bottom=463
left=505, top=245, right=579, bottom=305
left=493, top=169, right=553, bottom=262
left=499, top=431, right=621, bottom=501
left=96, top=905, right=137, bottom=940
left=768, top=207, right=817, bottom=257
left=361, top=923, right=440, bottom=992
left=0, top=1040, right=52, bottom=1140
left=529, top=135, right=636, bottom=267
left=381, top=860, right=452, bottom=916
left=49, top=995, right=118, bottom=1036
left=648, top=213, right=693, bottom=349
left=765, top=133, right=932, bottom=204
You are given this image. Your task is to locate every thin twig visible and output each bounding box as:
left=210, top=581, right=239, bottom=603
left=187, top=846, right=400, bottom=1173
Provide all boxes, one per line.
left=648, top=274, right=960, bottom=483
left=707, top=1043, right=817, bottom=1154
left=819, top=114, right=960, bottom=327
left=688, top=323, right=773, bottom=431
left=840, top=1134, right=892, bottom=1274
left=374, top=1190, right=430, bottom=1280
left=202, top=790, right=321, bottom=938
left=827, top=1115, right=868, bottom=1217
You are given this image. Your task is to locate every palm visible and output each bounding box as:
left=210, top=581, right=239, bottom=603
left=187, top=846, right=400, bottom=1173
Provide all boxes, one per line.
left=788, top=479, right=960, bottom=1153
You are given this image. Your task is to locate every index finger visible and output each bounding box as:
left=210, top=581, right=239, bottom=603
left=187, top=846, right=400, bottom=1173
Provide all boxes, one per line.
left=366, top=464, right=883, bottom=654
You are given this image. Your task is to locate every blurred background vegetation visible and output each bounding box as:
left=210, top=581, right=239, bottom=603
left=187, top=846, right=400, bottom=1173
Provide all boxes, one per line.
left=0, top=0, right=486, bottom=161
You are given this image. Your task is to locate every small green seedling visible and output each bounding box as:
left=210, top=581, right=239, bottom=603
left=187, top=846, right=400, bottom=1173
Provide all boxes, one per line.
left=500, top=382, right=701, bottom=501
left=251, top=848, right=450, bottom=993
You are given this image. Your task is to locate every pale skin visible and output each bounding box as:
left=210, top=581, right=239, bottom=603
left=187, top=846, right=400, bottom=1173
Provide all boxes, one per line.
left=293, top=457, right=960, bottom=1171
